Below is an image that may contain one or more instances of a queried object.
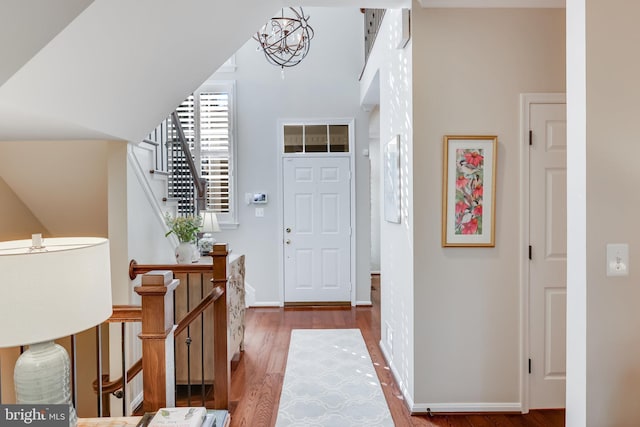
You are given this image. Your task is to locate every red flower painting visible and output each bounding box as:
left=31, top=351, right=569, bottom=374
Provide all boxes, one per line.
left=454, top=148, right=484, bottom=235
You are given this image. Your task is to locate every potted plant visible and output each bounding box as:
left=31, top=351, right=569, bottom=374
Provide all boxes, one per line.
left=164, top=213, right=202, bottom=263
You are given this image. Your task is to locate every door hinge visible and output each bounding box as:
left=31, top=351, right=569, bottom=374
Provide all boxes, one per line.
left=529, top=130, right=533, bottom=146
left=528, top=245, right=532, bottom=260
left=528, top=358, right=532, bottom=374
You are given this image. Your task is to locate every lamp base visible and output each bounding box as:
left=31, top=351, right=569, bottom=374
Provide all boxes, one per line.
left=14, top=341, right=77, bottom=427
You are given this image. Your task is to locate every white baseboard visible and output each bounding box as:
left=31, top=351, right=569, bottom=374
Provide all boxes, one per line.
left=244, top=282, right=283, bottom=307
left=356, top=300, right=373, bottom=306
left=245, top=281, right=256, bottom=307
left=411, top=402, right=522, bottom=414
left=249, top=301, right=283, bottom=307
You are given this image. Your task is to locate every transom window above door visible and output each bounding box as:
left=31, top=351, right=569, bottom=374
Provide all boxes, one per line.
left=283, top=124, right=350, bottom=153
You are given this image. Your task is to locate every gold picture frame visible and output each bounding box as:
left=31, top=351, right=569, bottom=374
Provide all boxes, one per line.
left=442, top=135, right=497, bottom=247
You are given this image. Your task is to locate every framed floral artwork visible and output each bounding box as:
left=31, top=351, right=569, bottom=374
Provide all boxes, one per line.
left=442, top=135, right=497, bottom=247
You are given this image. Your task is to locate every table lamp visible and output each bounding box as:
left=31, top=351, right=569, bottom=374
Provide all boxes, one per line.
left=199, top=211, right=220, bottom=255
left=201, top=211, right=221, bottom=234
left=0, top=235, right=112, bottom=426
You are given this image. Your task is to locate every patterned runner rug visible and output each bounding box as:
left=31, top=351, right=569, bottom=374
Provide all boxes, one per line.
left=275, top=329, right=394, bottom=426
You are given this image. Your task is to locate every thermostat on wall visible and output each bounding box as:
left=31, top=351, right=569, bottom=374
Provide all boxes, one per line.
left=252, top=193, right=268, bottom=204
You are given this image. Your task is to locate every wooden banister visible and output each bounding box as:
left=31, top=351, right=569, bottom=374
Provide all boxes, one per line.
left=175, top=286, right=224, bottom=336
left=129, top=259, right=212, bottom=279
left=135, top=273, right=179, bottom=412
left=128, top=243, right=230, bottom=412
left=92, top=359, right=143, bottom=394
left=211, top=244, right=229, bottom=409
left=108, top=305, right=142, bottom=323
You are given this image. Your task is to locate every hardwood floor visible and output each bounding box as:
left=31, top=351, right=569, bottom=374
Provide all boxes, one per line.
left=228, top=278, right=565, bottom=426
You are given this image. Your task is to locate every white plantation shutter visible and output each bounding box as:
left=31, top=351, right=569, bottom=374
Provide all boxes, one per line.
left=175, top=95, right=196, bottom=148
left=173, top=81, right=236, bottom=224
left=199, top=91, right=230, bottom=213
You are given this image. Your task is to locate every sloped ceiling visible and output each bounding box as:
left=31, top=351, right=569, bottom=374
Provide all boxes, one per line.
left=0, top=0, right=284, bottom=142
left=0, top=0, right=558, bottom=142
left=0, top=0, right=94, bottom=88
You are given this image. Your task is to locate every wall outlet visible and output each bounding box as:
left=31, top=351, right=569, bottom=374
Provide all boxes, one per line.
left=607, top=243, right=629, bottom=277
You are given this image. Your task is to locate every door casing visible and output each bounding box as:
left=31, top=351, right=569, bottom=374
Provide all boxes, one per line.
left=277, top=118, right=357, bottom=306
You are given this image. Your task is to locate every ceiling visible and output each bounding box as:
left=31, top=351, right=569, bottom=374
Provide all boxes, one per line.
left=0, top=0, right=565, bottom=142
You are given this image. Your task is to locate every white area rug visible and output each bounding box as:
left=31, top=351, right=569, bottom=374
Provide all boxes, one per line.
left=275, top=329, right=394, bottom=427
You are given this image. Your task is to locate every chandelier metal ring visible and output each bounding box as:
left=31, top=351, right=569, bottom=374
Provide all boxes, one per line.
left=253, top=7, right=315, bottom=69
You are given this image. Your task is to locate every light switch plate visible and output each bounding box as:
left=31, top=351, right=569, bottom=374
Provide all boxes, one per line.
left=606, top=243, right=629, bottom=277
left=255, top=207, right=264, bottom=217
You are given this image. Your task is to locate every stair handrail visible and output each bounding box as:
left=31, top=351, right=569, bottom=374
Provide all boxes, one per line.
left=129, top=243, right=230, bottom=411
left=170, top=111, right=208, bottom=211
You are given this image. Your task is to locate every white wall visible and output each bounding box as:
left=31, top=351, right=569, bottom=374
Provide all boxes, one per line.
left=210, top=7, right=371, bottom=305
left=361, top=7, right=416, bottom=400
left=369, top=106, right=381, bottom=273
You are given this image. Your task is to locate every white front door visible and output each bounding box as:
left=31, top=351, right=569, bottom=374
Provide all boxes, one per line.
left=283, top=156, right=351, bottom=303
left=529, top=101, right=567, bottom=409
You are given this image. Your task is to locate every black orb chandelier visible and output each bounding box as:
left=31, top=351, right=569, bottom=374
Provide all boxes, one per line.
left=253, top=7, right=315, bottom=69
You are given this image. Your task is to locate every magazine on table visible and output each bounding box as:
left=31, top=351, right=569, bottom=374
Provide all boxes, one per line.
left=136, top=408, right=228, bottom=427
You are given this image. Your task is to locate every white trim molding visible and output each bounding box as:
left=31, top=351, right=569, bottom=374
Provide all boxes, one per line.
left=276, top=118, right=357, bottom=306
left=418, top=0, right=564, bottom=7
left=411, top=402, right=523, bottom=414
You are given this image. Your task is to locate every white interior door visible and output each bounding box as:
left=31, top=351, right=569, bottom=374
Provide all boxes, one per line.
left=529, top=101, right=567, bottom=409
left=283, top=157, right=351, bottom=303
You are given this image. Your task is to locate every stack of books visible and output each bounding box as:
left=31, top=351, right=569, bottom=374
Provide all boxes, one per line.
left=136, top=407, right=230, bottom=427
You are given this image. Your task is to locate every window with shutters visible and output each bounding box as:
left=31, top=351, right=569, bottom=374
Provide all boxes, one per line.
left=173, top=81, right=237, bottom=226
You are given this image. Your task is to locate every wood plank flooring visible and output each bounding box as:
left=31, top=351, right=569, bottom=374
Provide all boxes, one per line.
left=228, top=278, right=565, bottom=426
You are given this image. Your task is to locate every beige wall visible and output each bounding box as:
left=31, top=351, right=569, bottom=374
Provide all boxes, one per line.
left=0, top=140, right=109, bottom=237
left=0, top=176, right=48, bottom=239
left=411, top=7, right=565, bottom=405
left=0, top=176, right=47, bottom=403
left=0, top=140, right=113, bottom=413
left=583, top=0, right=640, bottom=425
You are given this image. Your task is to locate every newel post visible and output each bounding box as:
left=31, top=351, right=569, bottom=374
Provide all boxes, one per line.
left=212, top=243, right=229, bottom=408
left=134, top=270, right=179, bottom=412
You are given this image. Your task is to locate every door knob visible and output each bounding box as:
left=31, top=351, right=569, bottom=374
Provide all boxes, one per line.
left=285, top=239, right=291, bottom=245
left=286, top=227, right=291, bottom=233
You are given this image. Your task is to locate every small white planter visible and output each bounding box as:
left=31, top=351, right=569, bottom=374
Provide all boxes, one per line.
left=175, top=242, right=196, bottom=264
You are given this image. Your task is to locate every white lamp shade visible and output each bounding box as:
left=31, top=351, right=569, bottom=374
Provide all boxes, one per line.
left=201, top=211, right=221, bottom=233
left=0, top=237, right=112, bottom=348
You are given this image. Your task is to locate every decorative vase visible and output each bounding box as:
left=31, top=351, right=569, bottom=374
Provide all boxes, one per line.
left=175, top=242, right=195, bottom=264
